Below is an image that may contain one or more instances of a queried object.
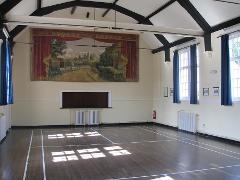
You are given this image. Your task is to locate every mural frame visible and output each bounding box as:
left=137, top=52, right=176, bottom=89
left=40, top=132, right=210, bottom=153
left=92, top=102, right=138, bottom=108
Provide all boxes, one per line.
left=30, top=28, right=139, bottom=82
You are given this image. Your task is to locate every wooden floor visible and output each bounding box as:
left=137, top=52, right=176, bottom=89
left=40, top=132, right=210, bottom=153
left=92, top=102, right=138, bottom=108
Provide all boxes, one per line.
left=1, top=125, right=240, bottom=180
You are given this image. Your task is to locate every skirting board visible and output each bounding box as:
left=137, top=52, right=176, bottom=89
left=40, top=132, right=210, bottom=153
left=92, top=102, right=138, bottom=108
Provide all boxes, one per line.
left=11, top=121, right=151, bottom=129
left=153, top=122, right=240, bottom=145
left=11, top=121, right=240, bottom=145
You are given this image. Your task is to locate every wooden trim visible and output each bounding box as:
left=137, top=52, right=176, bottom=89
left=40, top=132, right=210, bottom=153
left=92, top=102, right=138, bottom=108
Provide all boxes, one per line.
left=11, top=122, right=240, bottom=145
left=11, top=122, right=152, bottom=129
left=37, top=0, right=42, bottom=9
left=153, top=122, right=240, bottom=145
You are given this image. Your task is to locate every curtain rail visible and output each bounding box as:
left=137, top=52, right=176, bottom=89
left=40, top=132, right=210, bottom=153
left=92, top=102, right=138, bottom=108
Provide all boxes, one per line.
left=217, top=29, right=240, bottom=38
left=173, top=43, right=200, bottom=52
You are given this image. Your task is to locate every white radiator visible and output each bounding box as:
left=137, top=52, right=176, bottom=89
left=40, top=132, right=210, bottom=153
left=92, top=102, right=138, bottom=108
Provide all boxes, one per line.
left=0, top=116, right=6, bottom=142
left=75, top=110, right=99, bottom=125
left=177, top=111, right=197, bottom=133
left=89, top=110, right=99, bottom=125
left=75, top=110, right=86, bottom=125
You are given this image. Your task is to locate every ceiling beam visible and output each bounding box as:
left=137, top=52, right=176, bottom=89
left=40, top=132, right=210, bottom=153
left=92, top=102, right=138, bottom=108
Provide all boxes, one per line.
left=142, top=19, right=170, bottom=60
left=137, top=0, right=178, bottom=52
left=152, top=37, right=195, bottom=54
left=9, top=1, right=170, bottom=48
left=37, top=0, right=42, bottom=9
left=154, top=34, right=170, bottom=47
left=102, top=0, right=119, bottom=17
left=213, top=0, right=240, bottom=5
left=0, top=31, right=3, bottom=39
left=0, top=0, right=23, bottom=16
left=211, top=16, right=240, bottom=33
left=204, top=33, right=212, bottom=51
left=177, top=0, right=211, bottom=32
left=177, top=0, right=212, bottom=51
left=139, top=0, right=176, bottom=24
left=165, top=48, right=171, bottom=62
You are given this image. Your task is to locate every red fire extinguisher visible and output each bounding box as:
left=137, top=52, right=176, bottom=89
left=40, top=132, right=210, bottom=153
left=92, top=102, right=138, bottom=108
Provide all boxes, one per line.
left=153, top=110, right=156, bottom=119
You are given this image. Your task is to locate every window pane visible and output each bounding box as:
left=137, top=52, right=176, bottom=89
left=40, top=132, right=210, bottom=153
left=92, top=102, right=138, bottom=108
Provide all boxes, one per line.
left=178, top=47, right=199, bottom=101
left=179, top=49, right=190, bottom=100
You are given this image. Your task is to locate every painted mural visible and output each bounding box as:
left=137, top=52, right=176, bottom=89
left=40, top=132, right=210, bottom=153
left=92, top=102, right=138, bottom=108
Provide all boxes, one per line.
left=31, top=29, right=139, bottom=82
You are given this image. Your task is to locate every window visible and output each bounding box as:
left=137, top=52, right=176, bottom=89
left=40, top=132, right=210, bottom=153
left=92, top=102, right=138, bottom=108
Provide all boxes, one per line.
left=229, top=33, right=240, bottom=101
left=178, top=48, right=199, bottom=101
left=179, top=49, right=190, bottom=100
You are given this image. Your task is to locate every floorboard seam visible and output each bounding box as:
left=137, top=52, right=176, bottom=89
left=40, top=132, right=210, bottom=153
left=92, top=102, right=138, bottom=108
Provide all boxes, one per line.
left=41, top=130, right=47, bottom=180
left=113, top=164, right=240, bottom=180
left=139, top=127, right=240, bottom=160
left=23, top=130, right=33, bottom=180
left=30, top=139, right=177, bottom=149
left=91, top=128, right=115, bottom=144
left=146, top=125, right=240, bottom=156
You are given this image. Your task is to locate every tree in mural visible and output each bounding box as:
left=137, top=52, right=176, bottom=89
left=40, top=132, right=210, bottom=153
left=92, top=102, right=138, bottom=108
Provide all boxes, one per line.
left=47, top=39, right=67, bottom=78
left=97, top=44, right=128, bottom=81
left=51, top=39, right=67, bottom=58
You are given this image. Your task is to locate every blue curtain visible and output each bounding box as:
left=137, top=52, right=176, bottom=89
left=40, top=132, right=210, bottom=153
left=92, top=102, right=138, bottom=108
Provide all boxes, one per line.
left=0, top=39, right=13, bottom=105
left=190, top=44, right=198, bottom=104
left=221, top=34, right=232, bottom=106
left=173, top=50, right=180, bottom=103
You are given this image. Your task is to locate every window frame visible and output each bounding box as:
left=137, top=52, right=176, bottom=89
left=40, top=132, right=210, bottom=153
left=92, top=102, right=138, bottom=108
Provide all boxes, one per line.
left=178, top=46, right=199, bottom=102
left=179, top=48, right=191, bottom=101
left=229, top=32, right=240, bottom=102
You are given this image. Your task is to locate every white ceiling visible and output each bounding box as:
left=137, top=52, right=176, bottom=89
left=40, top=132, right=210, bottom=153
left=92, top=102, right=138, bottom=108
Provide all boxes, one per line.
left=150, top=2, right=201, bottom=31
left=190, top=0, right=240, bottom=26
left=164, top=34, right=182, bottom=42
left=117, top=0, right=170, bottom=17
left=2, top=0, right=240, bottom=49
left=141, top=33, right=163, bottom=49
left=6, top=0, right=37, bottom=16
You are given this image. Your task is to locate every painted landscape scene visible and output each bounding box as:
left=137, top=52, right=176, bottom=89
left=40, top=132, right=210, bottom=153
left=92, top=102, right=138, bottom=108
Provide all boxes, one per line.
left=31, top=29, right=139, bottom=82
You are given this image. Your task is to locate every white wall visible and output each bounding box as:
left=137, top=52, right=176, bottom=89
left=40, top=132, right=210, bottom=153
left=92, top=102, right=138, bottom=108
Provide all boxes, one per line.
left=11, top=29, right=153, bottom=126
left=153, top=31, right=240, bottom=142
left=10, top=17, right=240, bottom=142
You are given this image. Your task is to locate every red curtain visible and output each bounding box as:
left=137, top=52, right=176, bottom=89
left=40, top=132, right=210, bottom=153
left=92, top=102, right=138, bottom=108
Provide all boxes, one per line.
left=33, top=36, right=52, bottom=80
left=121, top=41, right=138, bottom=80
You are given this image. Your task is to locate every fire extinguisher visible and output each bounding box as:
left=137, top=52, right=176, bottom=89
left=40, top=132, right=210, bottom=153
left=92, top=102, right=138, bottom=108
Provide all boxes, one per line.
left=153, top=110, right=156, bottom=119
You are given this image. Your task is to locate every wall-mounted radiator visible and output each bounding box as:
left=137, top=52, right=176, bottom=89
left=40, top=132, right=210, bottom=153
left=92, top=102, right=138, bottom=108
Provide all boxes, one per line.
left=89, top=110, right=99, bottom=125
left=177, top=111, right=197, bottom=133
left=75, top=110, right=99, bottom=125
left=0, top=116, right=6, bottom=141
left=75, top=110, right=86, bottom=125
